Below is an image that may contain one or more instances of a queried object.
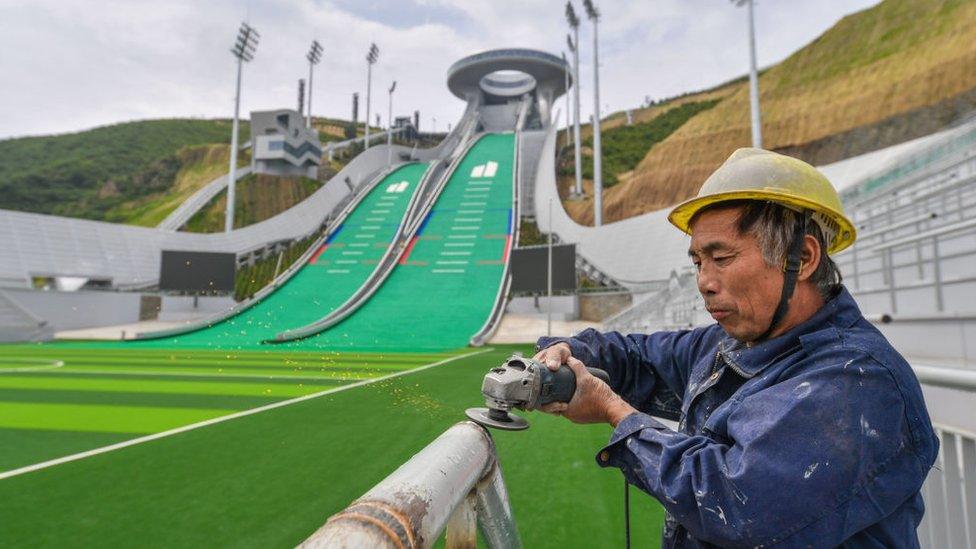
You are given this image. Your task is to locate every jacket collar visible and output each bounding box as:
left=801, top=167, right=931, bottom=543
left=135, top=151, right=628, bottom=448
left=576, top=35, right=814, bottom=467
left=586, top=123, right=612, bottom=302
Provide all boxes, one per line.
left=716, top=286, right=862, bottom=378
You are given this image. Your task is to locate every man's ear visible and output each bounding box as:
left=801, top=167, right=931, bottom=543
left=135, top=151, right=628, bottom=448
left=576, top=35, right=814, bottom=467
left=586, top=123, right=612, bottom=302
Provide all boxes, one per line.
left=798, top=234, right=822, bottom=281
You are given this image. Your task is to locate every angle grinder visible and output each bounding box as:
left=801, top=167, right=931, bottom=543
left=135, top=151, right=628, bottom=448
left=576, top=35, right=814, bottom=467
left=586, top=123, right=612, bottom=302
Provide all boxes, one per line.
left=465, top=354, right=611, bottom=431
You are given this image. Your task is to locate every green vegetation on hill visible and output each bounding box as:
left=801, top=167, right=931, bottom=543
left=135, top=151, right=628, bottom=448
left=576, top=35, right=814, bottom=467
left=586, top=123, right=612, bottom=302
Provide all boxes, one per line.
left=234, top=233, right=319, bottom=301
left=0, top=119, right=248, bottom=220
left=103, top=143, right=250, bottom=227
left=564, top=99, right=721, bottom=187
left=181, top=173, right=323, bottom=233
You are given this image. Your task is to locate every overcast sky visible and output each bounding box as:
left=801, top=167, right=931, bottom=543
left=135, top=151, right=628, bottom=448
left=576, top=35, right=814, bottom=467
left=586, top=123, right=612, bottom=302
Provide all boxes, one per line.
left=0, top=0, right=880, bottom=140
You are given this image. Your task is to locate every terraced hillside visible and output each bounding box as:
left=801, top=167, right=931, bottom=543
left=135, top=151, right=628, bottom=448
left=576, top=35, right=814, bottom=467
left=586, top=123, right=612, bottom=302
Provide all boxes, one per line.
left=568, top=0, right=976, bottom=224
left=180, top=172, right=324, bottom=233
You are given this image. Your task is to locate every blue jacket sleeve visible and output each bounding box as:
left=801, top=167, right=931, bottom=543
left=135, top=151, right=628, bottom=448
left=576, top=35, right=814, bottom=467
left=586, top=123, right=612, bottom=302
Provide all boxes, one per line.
left=597, top=355, right=932, bottom=547
left=537, top=326, right=721, bottom=420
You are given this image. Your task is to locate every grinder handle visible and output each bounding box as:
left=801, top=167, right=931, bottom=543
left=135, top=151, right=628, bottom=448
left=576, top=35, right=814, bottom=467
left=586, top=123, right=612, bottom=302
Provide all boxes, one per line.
left=536, top=365, right=611, bottom=407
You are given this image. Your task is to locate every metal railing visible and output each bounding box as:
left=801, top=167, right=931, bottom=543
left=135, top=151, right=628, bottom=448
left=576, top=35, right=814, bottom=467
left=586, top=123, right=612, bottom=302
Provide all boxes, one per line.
left=919, top=423, right=976, bottom=549
left=300, top=421, right=520, bottom=549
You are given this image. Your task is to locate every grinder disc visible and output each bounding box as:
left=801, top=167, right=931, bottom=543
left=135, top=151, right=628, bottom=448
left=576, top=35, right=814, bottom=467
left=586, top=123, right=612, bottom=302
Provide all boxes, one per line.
left=465, top=407, right=529, bottom=431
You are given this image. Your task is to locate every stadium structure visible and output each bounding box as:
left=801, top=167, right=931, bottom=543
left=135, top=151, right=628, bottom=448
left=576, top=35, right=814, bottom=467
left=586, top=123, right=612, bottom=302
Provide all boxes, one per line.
left=1, top=46, right=975, bottom=547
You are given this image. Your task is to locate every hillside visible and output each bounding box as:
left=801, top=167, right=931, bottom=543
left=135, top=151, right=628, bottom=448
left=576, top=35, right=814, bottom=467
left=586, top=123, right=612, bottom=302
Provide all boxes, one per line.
left=0, top=119, right=247, bottom=221
left=567, top=0, right=976, bottom=225
left=180, top=173, right=323, bottom=233
left=102, top=143, right=248, bottom=227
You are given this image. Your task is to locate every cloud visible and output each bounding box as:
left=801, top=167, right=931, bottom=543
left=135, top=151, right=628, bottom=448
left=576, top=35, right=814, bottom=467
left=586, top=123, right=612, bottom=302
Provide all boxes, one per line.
left=0, top=0, right=879, bottom=139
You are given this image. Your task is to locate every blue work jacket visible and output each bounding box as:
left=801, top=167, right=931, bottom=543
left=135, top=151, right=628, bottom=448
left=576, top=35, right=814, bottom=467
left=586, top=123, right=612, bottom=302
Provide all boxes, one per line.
left=537, top=287, right=938, bottom=548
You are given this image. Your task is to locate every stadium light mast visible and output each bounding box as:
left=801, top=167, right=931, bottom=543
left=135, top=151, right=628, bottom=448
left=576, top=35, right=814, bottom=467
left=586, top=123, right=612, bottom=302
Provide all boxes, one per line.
left=583, top=0, right=602, bottom=226
left=306, top=40, right=323, bottom=129
left=364, top=43, right=379, bottom=148
left=565, top=4, right=583, bottom=198
left=387, top=80, right=397, bottom=165
left=734, top=0, right=763, bottom=148
left=561, top=51, right=571, bottom=150
left=226, top=21, right=259, bottom=233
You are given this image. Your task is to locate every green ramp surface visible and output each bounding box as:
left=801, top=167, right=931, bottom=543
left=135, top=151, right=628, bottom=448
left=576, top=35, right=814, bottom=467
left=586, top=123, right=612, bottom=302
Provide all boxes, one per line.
left=126, top=162, right=430, bottom=349
left=290, top=133, right=516, bottom=352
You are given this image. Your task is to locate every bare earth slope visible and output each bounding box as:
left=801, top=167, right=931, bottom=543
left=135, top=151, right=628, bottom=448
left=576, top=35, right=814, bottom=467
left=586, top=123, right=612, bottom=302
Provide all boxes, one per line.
left=571, top=0, right=976, bottom=225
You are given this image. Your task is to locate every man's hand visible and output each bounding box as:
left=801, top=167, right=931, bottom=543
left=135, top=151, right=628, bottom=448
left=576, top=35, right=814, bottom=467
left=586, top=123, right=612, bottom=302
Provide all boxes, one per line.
left=533, top=342, right=572, bottom=372
left=533, top=344, right=636, bottom=426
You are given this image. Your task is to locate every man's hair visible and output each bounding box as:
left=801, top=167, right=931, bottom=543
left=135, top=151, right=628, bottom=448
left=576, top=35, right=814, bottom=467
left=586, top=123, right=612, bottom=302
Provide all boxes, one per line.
left=691, top=200, right=842, bottom=298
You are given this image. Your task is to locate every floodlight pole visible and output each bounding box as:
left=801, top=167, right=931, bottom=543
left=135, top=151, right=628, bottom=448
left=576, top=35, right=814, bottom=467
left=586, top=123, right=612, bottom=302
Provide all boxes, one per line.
left=227, top=59, right=242, bottom=233
left=365, top=43, right=379, bottom=149
left=547, top=198, right=553, bottom=337
left=585, top=0, right=603, bottom=226
left=306, top=40, right=322, bottom=129
left=387, top=80, right=397, bottom=165
left=226, top=22, right=259, bottom=233
left=745, top=0, right=763, bottom=148
left=566, top=3, right=583, bottom=198
left=562, top=52, right=571, bottom=150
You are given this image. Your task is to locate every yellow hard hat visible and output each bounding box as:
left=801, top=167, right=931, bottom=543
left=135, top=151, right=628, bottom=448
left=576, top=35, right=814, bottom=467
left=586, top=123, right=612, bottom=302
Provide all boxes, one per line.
left=668, top=148, right=856, bottom=254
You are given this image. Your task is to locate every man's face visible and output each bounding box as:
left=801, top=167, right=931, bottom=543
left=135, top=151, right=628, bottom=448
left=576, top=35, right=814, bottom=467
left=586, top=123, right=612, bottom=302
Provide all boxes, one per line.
left=688, top=207, right=783, bottom=342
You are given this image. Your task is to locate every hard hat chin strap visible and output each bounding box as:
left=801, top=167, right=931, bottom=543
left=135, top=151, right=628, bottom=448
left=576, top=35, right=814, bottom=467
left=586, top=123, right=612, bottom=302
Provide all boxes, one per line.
left=757, top=210, right=812, bottom=342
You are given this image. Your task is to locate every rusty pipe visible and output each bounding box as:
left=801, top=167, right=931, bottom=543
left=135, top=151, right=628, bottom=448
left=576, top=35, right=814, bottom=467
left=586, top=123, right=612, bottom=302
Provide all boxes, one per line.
left=300, top=421, right=517, bottom=548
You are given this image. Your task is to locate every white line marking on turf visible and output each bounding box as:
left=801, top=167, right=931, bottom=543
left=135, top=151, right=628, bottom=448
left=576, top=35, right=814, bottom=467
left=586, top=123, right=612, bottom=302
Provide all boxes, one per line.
left=355, top=234, right=374, bottom=239
left=366, top=217, right=384, bottom=222
left=440, top=251, right=471, bottom=256
left=342, top=251, right=363, bottom=255
left=458, top=210, right=480, bottom=214
left=30, top=368, right=371, bottom=383
left=0, top=359, right=64, bottom=373
left=335, top=260, right=357, bottom=264
left=0, top=349, right=492, bottom=481
left=327, top=269, right=350, bottom=274
left=452, top=226, right=479, bottom=231
left=448, top=235, right=476, bottom=239
left=349, top=243, right=369, bottom=247
left=461, top=202, right=486, bottom=206
left=437, top=260, right=468, bottom=265
left=445, top=242, right=474, bottom=247
left=455, top=218, right=482, bottom=222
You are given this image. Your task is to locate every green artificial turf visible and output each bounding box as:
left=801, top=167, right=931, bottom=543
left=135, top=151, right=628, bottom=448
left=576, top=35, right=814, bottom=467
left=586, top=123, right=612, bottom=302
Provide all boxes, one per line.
left=0, top=344, right=664, bottom=547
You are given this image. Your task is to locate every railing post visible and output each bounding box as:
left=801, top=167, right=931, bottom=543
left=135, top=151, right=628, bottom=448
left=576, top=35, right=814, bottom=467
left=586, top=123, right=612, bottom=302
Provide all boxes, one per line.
left=476, top=462, right=523, bottom=549
left=932, top=236, right=944, bottom=312
left=446, top=491, right=477, bottom=549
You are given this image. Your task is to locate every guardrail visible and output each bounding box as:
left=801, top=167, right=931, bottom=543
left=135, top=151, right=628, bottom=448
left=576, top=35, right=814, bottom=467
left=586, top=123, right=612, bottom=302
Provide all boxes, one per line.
left=300, top=421, right=520, bottom=549
left=918, top=422, right=976, bottom=549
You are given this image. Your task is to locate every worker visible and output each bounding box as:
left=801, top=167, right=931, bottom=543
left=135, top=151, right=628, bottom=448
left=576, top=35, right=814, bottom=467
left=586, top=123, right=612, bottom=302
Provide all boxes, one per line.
left=535, top=148, right=938, bottom=547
